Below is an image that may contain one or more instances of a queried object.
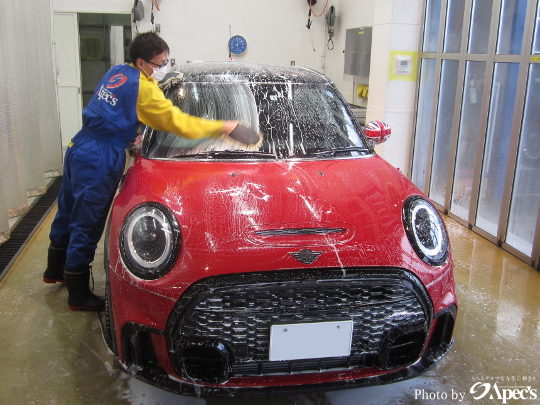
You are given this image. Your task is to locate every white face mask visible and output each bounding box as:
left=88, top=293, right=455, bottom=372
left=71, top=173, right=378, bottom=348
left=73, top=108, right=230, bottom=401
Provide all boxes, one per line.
left=144, top=61, right=167, bottom=81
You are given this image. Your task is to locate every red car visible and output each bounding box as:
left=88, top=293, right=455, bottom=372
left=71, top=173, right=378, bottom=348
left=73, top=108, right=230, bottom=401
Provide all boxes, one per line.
left=103, top=62, right=457, bottom=397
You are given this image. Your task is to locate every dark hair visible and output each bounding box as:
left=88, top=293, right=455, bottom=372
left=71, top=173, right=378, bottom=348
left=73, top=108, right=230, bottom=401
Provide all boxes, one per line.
left=129, top=32, right=170, bottom=63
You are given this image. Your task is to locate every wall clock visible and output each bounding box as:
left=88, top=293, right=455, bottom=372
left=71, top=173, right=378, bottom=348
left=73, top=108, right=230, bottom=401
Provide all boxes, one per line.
left=228, top=35, right=247, bottom=56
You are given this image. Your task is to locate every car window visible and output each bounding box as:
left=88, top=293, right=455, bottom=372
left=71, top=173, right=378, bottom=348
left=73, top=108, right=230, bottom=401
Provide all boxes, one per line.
left=145, top=82, right=367, bottom=160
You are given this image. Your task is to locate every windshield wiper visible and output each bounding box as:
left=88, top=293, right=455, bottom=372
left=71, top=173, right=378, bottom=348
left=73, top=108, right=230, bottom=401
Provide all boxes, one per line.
left=302, top=146, right=371, bottom=158
left=174, top=150, right=278, bottom=159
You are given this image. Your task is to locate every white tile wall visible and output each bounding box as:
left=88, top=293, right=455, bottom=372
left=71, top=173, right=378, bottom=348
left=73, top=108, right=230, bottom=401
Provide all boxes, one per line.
left=373, top=0, right=394, bottom=26
left=392, top=0, right=423, bottom=25
left=385, top=81, right=417, bottom=111
left=367, top=24, right=391, bottom=112
left=367, top=0, right=422, bottom=172
left=378, top=110, right=414, bottom=173
left=390, top=23, right=422, bottom=50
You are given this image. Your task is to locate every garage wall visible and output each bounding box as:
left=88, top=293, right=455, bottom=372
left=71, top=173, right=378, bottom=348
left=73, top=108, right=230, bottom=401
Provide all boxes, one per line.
left=51, top=1, right=376, bottom=101
left=326, top=0, right=423, bottom=174
left=51, top=0, right=419, bottom=173
left=53, top=0, right=328, bottom=72
left=368, top=0, right=423, bottom=174
left=321, top=1, right=376, bottom=104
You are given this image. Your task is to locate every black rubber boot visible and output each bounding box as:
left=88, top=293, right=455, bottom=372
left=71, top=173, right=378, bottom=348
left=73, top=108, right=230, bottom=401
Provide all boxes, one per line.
left=43, top=243, right=67, bottom=284
left=64, top=267, right=105, bottom=311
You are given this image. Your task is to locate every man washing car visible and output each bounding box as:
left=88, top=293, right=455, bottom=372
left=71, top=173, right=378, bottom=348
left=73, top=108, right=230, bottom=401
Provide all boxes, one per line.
left=43, top=31, right=260, bottom=311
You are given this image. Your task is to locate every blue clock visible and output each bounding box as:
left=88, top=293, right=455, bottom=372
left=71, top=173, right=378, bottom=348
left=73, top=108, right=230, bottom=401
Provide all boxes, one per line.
left=228, top=35, right=247, bottom=56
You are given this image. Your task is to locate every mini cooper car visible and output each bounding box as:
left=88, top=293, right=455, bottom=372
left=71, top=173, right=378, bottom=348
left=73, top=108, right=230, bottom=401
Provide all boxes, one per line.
left=103, top=62, right=457, bottom=397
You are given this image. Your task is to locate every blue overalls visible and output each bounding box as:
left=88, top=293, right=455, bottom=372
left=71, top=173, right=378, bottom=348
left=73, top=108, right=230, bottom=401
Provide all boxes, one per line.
left=49, top=64, right=142, bottom=269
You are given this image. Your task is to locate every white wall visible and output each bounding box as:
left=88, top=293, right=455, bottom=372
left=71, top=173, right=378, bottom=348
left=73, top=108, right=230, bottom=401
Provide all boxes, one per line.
left=323, top=0, right=422, bottom=174
left=51, top=0, right=372, bottom=95
left=368, top=0, right=422, bottom=174
left=53, top=0, right=133, bottom=13
left=52, top=0, right=420, bottom=173
left=322, top=0, right=376, bottom=105
left=147, top=1, right=326, bottom=71
left=54, top=0, right=328, bottom=72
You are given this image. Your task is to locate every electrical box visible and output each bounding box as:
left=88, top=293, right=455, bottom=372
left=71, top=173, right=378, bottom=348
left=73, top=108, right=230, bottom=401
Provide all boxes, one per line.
left=344, top=27, right=372, bottom=82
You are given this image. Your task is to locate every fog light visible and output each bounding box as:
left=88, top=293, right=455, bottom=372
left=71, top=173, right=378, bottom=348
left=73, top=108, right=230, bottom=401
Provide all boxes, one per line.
left=181, top=338, right=232, bottom=384
left=379, top=325, right=427, bottom=370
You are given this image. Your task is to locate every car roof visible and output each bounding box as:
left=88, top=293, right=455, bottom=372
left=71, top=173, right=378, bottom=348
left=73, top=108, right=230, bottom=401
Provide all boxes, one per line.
left=171, top=61, right=331, bottom=84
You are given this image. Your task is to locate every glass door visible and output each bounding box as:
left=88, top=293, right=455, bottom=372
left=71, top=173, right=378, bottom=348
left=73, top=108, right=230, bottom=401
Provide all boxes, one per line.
left=475, top=62, right=519, bottom=236
left=412, top=0, right=540, bottom=269
left=429, top=60, right=460, bottom=207
left=505, top=64, right=540, bottom=256
left=450, top=60, right=486, bottom=220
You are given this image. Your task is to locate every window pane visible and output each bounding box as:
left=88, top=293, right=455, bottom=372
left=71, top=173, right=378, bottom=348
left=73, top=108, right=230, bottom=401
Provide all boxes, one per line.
left=533, top=2, right=540, bottom=54
left=412, top=59, right=437, bottom=190
left=476, top=63, right=519, bottom=236
left=496, top=0, right=527, bottom=55
left=429, top=60, right=460, bottom=205
left=506, top=64, right=540, bottom=255
left=444, top=0, right=466, bottom=53
left=451, top=61, right=486, bottom=219
left=468, top=0, right=493, bottom=54
left=423, top=0, right=443, bottom=52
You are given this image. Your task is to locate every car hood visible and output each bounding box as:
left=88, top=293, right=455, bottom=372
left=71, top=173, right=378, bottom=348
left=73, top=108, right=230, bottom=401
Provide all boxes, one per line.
left=112, top=155, right=451, bottom=292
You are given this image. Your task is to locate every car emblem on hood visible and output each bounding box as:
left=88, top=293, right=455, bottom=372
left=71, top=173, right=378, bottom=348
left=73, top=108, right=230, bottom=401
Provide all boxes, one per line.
left=289, top=249, right=322, bottom=265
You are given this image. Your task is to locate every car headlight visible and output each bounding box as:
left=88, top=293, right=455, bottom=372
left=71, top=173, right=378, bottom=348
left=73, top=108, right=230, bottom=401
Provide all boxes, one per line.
left=403, top=196, right=449, bottom=266
left=120, top=203, right=180, bottom=280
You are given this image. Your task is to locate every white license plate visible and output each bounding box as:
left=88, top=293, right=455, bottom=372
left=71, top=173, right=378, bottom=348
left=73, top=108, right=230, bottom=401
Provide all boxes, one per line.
left=269, top=320, right=353, bottom=361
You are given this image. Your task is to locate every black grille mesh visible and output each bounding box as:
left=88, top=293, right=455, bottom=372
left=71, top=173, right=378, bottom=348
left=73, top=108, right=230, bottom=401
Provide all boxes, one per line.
left=168, top=269, right=431, bottom=377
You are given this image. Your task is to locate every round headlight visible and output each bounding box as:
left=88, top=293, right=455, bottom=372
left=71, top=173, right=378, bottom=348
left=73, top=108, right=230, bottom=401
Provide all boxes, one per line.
left=403, top=196, right=449, bottom=266
left=120, top=203, right=180, bottom=280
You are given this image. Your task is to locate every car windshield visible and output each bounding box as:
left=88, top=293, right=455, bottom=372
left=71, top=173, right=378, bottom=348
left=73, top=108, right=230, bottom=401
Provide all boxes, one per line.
left=145, top=81, right=367, bottom=160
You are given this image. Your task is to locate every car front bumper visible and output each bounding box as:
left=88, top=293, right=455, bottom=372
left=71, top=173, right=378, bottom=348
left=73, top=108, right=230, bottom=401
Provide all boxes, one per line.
left=107, top=267, right=457, bottom=397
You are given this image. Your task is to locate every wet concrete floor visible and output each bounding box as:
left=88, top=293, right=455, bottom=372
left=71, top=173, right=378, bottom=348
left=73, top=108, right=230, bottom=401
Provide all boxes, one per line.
left=1, top=207, right=539, bottom=405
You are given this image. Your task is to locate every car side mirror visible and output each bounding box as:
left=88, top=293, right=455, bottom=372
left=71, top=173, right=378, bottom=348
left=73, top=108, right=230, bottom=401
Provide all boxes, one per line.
left=364, top=120, right=391, bottom=146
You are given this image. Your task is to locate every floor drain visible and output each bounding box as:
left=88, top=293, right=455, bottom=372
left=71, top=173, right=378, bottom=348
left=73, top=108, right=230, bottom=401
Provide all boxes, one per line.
left=0, top=177, right=62, bottom=281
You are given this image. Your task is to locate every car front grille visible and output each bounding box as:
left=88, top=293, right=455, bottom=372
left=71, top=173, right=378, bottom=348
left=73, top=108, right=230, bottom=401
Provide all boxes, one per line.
left=167, top=268, right=433, bottom=383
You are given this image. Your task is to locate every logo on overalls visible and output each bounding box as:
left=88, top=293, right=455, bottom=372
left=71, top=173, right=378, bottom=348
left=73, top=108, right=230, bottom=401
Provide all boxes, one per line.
left=97, top=85, right=118, bottom=106
left=107, top=73, right=128, bottom=89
